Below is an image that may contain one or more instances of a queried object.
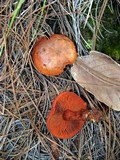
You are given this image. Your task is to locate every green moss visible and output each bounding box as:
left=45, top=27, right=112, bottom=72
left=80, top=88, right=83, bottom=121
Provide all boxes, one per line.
left=104, top=46, right=120, bottom=60
left=96, top=6, right=120, bottom=60
left=82, top=3, right=120, bottom=61
left=96, top=25, right=120, bottom=60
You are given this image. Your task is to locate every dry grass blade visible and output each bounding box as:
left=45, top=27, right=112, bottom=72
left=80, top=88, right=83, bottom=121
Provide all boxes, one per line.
left=51, top=141, right=60, bottom=160
left=92, top=0, right=109, bottom=50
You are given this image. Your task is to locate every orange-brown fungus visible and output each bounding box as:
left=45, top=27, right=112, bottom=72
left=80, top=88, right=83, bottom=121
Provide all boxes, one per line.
left=46, top=92, right=87, bottom=139
left=32, top=34, right=77, bottom=76
left=86, top=109, right=104, bottom=122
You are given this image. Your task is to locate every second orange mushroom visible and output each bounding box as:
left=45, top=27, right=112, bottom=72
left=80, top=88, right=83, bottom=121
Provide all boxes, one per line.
left=47, top=92, right=104, bottom=139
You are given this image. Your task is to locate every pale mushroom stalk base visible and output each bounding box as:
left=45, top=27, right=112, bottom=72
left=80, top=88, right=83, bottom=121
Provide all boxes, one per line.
left=63, top=109, right=104, bottom=122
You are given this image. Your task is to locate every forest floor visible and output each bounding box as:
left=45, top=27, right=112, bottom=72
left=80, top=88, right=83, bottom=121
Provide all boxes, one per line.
left=0, top=0, right=120, bottom=160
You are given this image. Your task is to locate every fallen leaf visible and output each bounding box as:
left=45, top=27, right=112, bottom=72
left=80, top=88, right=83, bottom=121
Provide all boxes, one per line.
left=71, top=51, right=120, bottom=111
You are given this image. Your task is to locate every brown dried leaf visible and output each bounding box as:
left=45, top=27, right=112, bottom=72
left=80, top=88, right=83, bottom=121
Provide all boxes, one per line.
left=71, top=51, right=120, bottom=111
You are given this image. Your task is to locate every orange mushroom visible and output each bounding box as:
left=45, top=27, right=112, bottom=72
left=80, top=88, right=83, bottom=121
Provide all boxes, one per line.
left=46, top=92, right=87, bottom=139
left=47, top=92, right=104, bottom=139
left=32, top=34, right=77, bottom=76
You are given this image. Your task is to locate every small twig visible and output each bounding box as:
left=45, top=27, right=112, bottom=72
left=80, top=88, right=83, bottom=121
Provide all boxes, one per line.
left=92, top=0, right=109, bottom=50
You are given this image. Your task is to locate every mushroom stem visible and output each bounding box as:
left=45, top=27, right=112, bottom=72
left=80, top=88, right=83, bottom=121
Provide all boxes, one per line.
left=63, top=109, right=84, bottom=121
left=84, top=109, right=104, bottom=122
left=63, top=109, right=104, bottom=122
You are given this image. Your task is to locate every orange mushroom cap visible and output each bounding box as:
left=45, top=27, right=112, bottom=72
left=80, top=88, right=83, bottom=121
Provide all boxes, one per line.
left=46, top=92, right=87, bottom=139
left=32, top=34, right=77, bottom=76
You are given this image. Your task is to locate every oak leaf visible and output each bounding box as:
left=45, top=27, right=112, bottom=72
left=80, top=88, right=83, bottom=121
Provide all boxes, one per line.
left=71, top=51, right=120, bottom=111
